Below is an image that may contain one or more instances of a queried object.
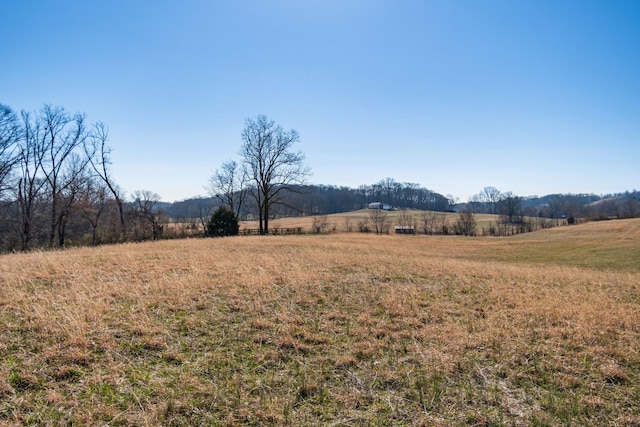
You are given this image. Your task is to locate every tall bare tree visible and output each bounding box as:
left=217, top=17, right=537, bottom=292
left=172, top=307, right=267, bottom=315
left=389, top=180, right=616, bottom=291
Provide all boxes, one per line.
left=38, top=105, right=88, bottom=247
left=0, top=104, right=20, bottom=196
left=481, top=186, right=502, bottom=214
left=16, top=110, right=48, bottom=250
left=54, top=153, right=91, bottom=247
left=77, top=177, right=109, bottom=245
left=240, top=115, right=309, bottom=235
left=498, top=191, right=523, bottom=223
left=208, top=160, right=246, bottom=218
left=86, top=122, right=126, bottom=238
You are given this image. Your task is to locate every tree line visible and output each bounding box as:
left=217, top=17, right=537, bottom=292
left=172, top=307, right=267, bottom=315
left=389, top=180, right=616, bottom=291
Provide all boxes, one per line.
left=467, top=186, right=640, bottom=223
left=2, top=104, right=637, bottom=250
left=0, top=103, right=179, bottom=251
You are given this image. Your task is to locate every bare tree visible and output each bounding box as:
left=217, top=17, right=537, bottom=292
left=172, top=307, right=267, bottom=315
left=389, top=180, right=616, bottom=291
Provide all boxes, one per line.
left=368, top=208, right=391, bottom=235
left=498, top=191, right=523, bottom=223
left=240, top=115, right=310, bottom=235
left=130, top=190, right=163, bottom=240
left=208, top=160, right=246, bottom=218
left=422, top=211, right=438, bottom=235
left=454, top=207, right=477, bottom=236
left=37, top=105, right=88, bottom=247
left=397, top=209, right=416, bottom=230
left=343, top=216, right=353, bottom=232
left=437, top=214, right=449, bottom=235
left=481, top=186, right=502, bottom=214
left=77, top=178, right=109, bottom=245
left=0, top=104, right=20, bottom=196
left=86, top=122, right=126, bottom=239
left=54, top=153, right=91, bottom=247
left=15, top=110, right=48, bottom=250
left=312, top=213, right=329, bottom=233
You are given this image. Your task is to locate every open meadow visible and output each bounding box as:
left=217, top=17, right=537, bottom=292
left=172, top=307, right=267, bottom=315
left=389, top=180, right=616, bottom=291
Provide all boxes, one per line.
left=1, top=219, right=639, bottom=425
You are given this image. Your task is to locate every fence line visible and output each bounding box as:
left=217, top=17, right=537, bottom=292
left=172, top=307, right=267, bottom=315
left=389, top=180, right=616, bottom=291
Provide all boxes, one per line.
left=239, top=227, right=304, bottom=236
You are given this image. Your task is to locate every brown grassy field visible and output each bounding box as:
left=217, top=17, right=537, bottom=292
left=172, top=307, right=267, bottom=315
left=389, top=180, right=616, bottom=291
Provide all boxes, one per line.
left=243, top=209, right=503, bottom=233
left=1, top=219, right=639, bottom=425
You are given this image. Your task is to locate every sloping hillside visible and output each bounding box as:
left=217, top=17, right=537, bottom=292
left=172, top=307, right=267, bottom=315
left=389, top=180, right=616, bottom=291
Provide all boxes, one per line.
left=0, top=221, right=638, bottom=425
left=457, top=218, right=640, bottom=272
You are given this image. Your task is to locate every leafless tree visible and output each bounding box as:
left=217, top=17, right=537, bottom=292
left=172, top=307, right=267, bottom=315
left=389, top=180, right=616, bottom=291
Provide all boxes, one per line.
left=481, top=186, right=502, bottom=214
left=312, top=213, right=329, bottom=233
left=454, top=207, right=477, bottom=236
left=368, top=208, right=391, bottom=235
left=422, top=211, right=438, bottom=235
left=240, top=115, right=310, bottom=234
left=498, top=191, right=523, bottom=224
left=77, top=178, right=109, bottom=245
left=86, top=122, right=126, bottom=238
left=37, top=105, right=88, bottom=247
left=54, top=153, right=91, bottom=247
left=343, top=216, right=353, bottom=232
left=130, top=190, right=163, bottom=240
left=208, top=160, right=246, bottom=218
left=0, top=104, right=20, bottom=196
left=15, top=110, right=48, bottom=250
left=357, top=217, right=370, bottom=233
left=397, top=209, right=416, bottom=229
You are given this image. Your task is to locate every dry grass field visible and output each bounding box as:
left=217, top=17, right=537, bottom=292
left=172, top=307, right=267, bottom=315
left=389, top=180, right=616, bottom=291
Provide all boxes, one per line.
left=244, top=209, right=502, bottom=233
left=1, top=218, right=639, bottom=425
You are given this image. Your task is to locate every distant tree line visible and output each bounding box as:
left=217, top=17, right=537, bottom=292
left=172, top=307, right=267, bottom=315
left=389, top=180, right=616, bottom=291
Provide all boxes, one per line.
left=203, top=178, right=455, bottom=223
left=467, top=186, right=640, bottom=223
left=296, top=178, right=455, bottom=214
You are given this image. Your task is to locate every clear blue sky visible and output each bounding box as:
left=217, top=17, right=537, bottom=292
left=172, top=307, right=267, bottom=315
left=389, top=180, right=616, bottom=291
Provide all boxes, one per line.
left=2, top=0, right=639, bottom=202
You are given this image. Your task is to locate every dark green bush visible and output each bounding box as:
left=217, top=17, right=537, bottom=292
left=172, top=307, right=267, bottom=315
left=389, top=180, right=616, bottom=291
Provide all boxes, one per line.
left=206, top=207, right=239, bottom=237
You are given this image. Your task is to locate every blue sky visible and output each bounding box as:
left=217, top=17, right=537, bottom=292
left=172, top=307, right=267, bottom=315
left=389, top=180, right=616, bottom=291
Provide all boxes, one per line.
left=2, top=0, right=639, bottom=202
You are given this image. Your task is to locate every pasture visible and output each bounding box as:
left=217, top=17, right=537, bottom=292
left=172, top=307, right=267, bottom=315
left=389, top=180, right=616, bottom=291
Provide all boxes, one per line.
left=1, top=218, right=639, bottom=425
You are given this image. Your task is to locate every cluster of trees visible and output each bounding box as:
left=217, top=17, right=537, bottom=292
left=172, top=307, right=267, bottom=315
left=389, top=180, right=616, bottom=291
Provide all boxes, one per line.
left=208, top=115, right=310, bottom=235
left=533, top=192, right=640, bottom=221
left=207, top=116, right=456, bottom=232
left=467, top=186, right=528, bottom=222
left=0, top=103, right=178, bottom=252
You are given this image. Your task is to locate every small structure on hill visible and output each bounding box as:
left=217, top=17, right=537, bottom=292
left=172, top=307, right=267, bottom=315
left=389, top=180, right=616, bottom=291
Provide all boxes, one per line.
left=368, top=202, right=393, bottom=210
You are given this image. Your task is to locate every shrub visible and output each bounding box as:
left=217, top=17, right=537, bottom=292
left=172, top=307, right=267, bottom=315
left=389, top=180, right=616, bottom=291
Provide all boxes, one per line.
left=205, top=207, right=239, bottom=237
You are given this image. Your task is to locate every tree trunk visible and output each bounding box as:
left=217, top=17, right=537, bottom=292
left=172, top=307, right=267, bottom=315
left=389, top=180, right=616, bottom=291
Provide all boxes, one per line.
left=263, top=203, right=269, bottom=235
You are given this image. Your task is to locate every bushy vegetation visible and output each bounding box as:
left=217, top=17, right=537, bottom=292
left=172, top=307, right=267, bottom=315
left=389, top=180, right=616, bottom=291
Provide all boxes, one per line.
left=205, top=206, right=239, bottom=237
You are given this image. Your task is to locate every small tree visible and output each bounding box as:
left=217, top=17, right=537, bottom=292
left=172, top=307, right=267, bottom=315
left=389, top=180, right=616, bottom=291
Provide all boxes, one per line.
left=206, top=206, right=239, bottom=237
left=454, top=208, right=477, bottom=236
left=369, top=208, right=391, bottom=235
left=312, top=213, right=328, bottom=233
left=129, top=190, right=163, bottom=241
left=207, top=160, right=246, bottom=218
